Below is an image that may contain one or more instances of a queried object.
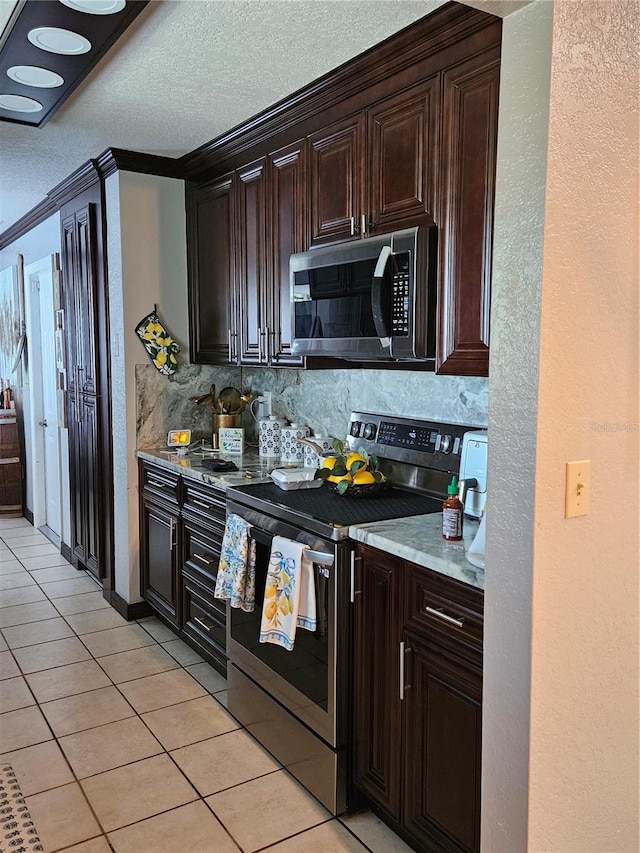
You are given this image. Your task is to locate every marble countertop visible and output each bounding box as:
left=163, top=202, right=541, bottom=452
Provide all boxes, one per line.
left=349, top=513, right=485, bottom=590
left=137, top=448, right=484, bottom=590
left=137, top=447, right=274, bottom=491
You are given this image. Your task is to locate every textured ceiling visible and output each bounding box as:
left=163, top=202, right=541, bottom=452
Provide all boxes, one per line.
left=0, top=0, right=532, bottom=235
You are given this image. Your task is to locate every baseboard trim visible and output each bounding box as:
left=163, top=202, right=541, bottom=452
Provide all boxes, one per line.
left=23, top=508, right=34, bottom=525
left=61, top=542, right=72, bottom=562
left=109, top=591, right=153, bottom=622
left=39, top=525, right=61, bottom=549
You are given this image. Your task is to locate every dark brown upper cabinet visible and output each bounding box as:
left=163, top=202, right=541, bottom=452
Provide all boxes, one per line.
left=187, top=175, right=236, bottom=364
left=309, top=78, right=438, bottom=247
left=188, top=143, right=307, bottom=366
left=236, top=141, right=307, bottom=366
left=309, top=115, right=364, bottom=246
left=437, top=48, right=500, bottom=376
left=184, top=3, right=502, bottom=375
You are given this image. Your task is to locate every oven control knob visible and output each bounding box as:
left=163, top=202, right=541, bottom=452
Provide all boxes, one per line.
left=350, top=421, right=361, bottom=437
left=441, top=434, right=453, bottom=454
left=363, top=422, right=377, bottom=440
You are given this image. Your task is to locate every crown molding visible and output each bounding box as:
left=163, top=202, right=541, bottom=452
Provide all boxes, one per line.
left=0, top=147, right=184, bottom=249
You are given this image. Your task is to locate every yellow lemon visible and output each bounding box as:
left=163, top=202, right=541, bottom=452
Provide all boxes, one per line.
left=265, top=600, right=277, bottom=620
left=327, top=473, right=353, bottom=485
left=321, top=456, right=338, bottom=470
left=352, top=470, right=376, bottom=485
left=346, top=451, right=367, bottom=470
left=265, top=584, right=276, bottom=599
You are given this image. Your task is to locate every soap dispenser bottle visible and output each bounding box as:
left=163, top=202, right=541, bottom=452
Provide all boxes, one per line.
left=442, top=475, right=463, bottom=541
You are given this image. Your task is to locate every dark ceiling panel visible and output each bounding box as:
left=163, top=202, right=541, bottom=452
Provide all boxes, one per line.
left=0, top=0, right=149, bottom=128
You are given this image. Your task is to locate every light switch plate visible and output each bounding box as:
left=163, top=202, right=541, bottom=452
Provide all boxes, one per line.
left=565, top=460, right=590, bottom=518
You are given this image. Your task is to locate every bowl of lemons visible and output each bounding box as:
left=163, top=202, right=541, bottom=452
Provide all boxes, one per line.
left=314, top=439, right=390, bottom=497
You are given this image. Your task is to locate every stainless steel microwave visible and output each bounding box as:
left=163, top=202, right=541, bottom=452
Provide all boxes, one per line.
left=290, top=225, right=437, bottom=362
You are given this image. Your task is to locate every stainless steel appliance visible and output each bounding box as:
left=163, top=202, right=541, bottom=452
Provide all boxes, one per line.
left=290, top=226, right=437, bottom=362
left=225, top=412, right=478, bottom=815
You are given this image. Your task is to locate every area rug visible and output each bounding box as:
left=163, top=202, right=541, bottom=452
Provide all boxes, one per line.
left=0, top=764, right=43, bottom=852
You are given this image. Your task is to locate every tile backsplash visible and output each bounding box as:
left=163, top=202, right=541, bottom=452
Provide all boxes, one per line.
left=136, top=363, right=488, bottom=450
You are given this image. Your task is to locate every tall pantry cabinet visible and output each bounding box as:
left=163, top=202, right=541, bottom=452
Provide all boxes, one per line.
left=59, top=170, right=112, bottom=589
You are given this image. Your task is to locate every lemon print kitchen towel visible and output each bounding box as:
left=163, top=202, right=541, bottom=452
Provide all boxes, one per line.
left=259, top=536, right=316, bottom=651
left=135, top=308, right=180, bottom=375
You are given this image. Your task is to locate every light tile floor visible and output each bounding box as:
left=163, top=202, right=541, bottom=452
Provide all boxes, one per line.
left=0, top=516, right=413, bottom=853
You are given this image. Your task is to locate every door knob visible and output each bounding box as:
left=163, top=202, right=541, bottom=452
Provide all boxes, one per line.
left=38, top=419, right=48, bottom=427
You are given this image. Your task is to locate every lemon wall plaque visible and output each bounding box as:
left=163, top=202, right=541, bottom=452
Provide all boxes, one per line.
left=135, top=308, right=180, bottom=375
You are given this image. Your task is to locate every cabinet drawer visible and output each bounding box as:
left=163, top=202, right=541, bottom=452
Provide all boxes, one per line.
left=182, top=479, right=226, bottom=528
left=183, top=521, right=222, bottom=591
left=182, top=569, right=227, bottom=673
left=140, top=462, right=180, bottom=506
left=406, top=563, right=483, bottom=654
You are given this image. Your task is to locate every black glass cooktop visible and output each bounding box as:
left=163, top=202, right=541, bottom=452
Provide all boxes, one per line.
left=228, top=481, right=442, bottom=532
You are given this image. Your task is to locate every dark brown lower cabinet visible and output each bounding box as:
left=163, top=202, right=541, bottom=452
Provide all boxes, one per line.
left=139, top=460, right=227, bottom=673
left=353, top=544, right=483, bottom=853
left=140, top=495, right=180, bottom=627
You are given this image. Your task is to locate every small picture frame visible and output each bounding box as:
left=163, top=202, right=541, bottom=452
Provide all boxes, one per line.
left=219, top=427, right=244, bottom=455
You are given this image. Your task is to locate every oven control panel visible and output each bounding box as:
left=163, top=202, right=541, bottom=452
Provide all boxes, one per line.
left=348, top=412, right=474, bottom=472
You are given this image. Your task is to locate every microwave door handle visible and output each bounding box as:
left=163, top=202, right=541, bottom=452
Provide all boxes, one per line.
left=372, top=246, right=392, bottom=347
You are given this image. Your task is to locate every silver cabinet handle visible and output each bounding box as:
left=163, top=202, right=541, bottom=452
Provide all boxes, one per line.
left=148, top=477, right=167, bottom=489
left=400, top=641, right=406, bottom=700
left=169, top=518, right=176, bottom=549
left=350, top=551, right=355, bottom=603
left=262, top=326, right=270, bottom=363
left=350, top=216, right=355, bottom=236
left=228, top=329, right=237, bottom=362
left=257, top=327, right=263, bottom=362
left=73, top=365, right=81, bottom=423
left=425, top=606, right=464, bottom=629
left=193, top=552, right=211, bottom=565
left=361, top=214, right=367, bottom=237
left=194, top=616, right=212, bottom=633
left=193, top=499, right=212, bottom=510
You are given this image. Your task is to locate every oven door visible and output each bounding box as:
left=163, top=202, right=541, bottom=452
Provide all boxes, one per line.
left=225, top=501, right=351, bottom=749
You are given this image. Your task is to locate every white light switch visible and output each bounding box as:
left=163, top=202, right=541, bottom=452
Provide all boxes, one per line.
left=565, top=460, right=590, bottom=518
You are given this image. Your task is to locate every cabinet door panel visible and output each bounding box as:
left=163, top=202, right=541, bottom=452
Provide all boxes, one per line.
left=236, top=159, right=268, bottom=364
left=62, top=205, right=98, bottom=395
left=403, top=629, right=482, bottom=853
left=368, top=78, right=439, bottom=234
left=438, top=51, right=500, bottom=376
left=309, top=116, right=364, bottom=246
left=187, top=175, right=236, bottom=364
left=353, top=546, right=403, bottom=819
left=140, top=496, right=180, bottom=626
left=270, top=141, right=306, bottom=365
left=67, top=395, right=99, bottom=577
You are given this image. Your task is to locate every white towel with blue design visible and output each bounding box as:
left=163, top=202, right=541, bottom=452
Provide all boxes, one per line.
left=259, top=536, right=317, bottom=651
left=214, top=513, right=256, bottom=612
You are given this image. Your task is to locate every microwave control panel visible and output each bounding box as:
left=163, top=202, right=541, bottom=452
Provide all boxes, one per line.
left=391, top=253, right=411, bottom=335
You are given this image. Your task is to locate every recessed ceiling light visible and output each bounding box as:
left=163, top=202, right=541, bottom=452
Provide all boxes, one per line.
left=0, top=94, right=44, bottom=113
left=7, top=66, right=65, bottom=88
left=59, top=0, right=126, bottom=14
left=28, top=27, right=92, bottom=55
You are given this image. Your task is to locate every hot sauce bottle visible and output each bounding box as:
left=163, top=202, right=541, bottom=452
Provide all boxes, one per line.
left=442, top=475, right=463, bottom=541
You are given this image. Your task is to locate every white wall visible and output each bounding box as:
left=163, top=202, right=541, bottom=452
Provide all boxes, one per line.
left=482, top=2, right=553, bottom=849
left=106, top=170, right=188, bottom=604
left=484, top=0, right=639, bottom=850
left=528, top=0, right=639, bottom=848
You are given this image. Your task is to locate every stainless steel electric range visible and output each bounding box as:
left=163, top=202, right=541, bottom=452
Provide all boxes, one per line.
left=224, top=412, right=475, bottom=815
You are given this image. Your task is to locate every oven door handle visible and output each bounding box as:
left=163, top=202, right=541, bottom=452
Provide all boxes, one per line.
left=248, top=526, right=334, bottom=568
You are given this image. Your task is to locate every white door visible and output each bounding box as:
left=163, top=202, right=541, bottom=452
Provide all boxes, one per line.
left=24, top=255, right=62, bottom=538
